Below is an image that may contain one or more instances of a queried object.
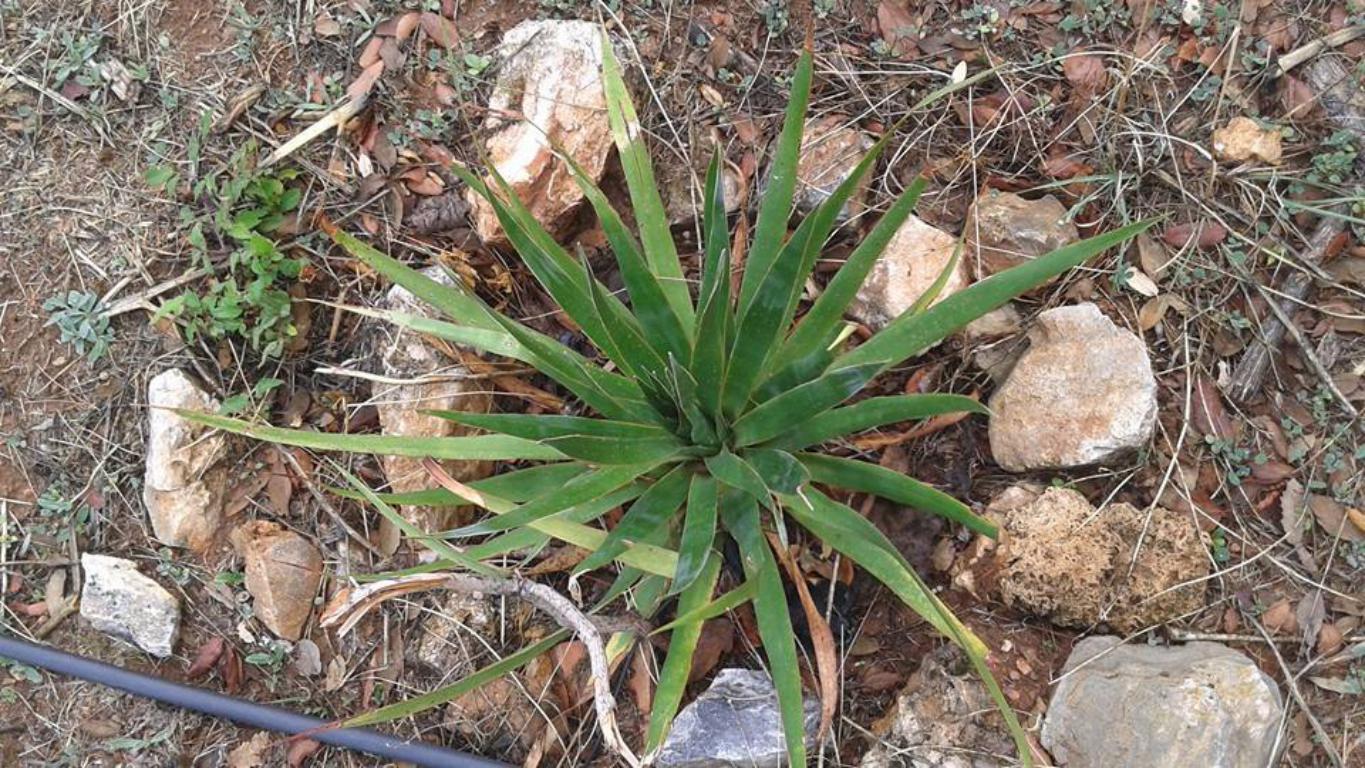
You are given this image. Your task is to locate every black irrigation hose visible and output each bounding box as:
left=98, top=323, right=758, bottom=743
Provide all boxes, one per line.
left=0, top=632, right=509, bottom=768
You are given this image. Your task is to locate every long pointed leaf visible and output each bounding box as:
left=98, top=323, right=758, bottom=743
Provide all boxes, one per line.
left=704, top=450, right=770, bottom=506
left=672, top=474, right=718, bottom=594
left=839, top=220, right=1156, bottom=369
left=575, top=465, right=691, bottom=574
left=562, top=150, right=692, bottom=355
left=647, top=557, right=721, bottom=752
left=178, top=411, right=566, bottom=461
left=720, top=494, right=807, bottom=767
left=732, top=363, right=881, bottom=447
left=344, top=630, right=568, bottom=728
left=800, top=453, right=995, bottom=536
left=600, top=33, right=693, bottom=324
left=736, top=49, right=814, bottom=315
left=784, top=489, right=1030, bottom=767
left=768, top=394, right=987, bottom=450
left=454, top=463, right=660, bottom=536
left=772, top=177, right=927, bottom=373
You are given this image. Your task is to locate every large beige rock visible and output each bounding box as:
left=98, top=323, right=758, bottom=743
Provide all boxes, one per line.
left=80, top=553, right=181, bottom=658
left=373, top=267, right=494, bottom=539
left=1043, top=637, right=1283, bottom=768
left=994, top=487, right=1208, bottom=632
left=232, top=521, right=323, bottom=641
left=465, top=20, right=611, bottom=242
left=965, top=190, right=1078, bottom=279
left=793, top=116, right=874, bottom=222
left=849, top=215, right=969, bottom=330
left=143, top=369, right=226, bottom=553
left=988, top=303, right=1156, bottom=470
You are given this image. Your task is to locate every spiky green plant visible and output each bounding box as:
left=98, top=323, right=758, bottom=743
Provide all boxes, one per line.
left=187, top=36, right=1150, bottom=766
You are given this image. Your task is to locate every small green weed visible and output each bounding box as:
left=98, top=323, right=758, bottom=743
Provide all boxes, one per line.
left=43, top=290, right=113, bottom=362
left=149, top=141, right=306, bottom=358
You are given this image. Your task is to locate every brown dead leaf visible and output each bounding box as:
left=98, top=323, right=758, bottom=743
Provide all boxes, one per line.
left=1136, top=232, right=1171, bottom=277
left=187, top=637, right=226, bottom=679
left=227, top=732, right=273, bottom=768
left=877, top=0, right=919, bottom=58
left=1137, top=293, right=1189, bottom=331
left=265, top=473, right=292, bottom=515
left=1163, top=221, right=1227, bottom=250
left=627, top=644, right=653, bottom=714
left=1062, top=53, right=1108, bottom=97
left=1317, top=623, right=1344, bottom=656
left=419, top=12, right=458, bottom=49
left=221, top=644, right=244, bottom=694
left=286, top=738, right=321, bottom=767
left=1310, top=494, right=1365, bottom=543
left=1192, top=375, right=1235, bottom=441
left=769, top=534, right=837, bottom=742
left=1262, top=598, right=1299, bottom=634
left=1041, top=150, right=1092, bottom=179
left=346, top=60, right=385, bottom=102
left=689, top=619, right=735, bottom=683
left=405, top=172, right=445, bottom=196
left=1279, top=75, right=1316, bottom=120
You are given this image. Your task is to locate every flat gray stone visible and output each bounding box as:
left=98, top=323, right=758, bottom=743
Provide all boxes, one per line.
left=1042, top=637, right=1283, bottom=768
left=657, top=668, right=819, bottom=768
left=80, top=554, right=181, bottom=658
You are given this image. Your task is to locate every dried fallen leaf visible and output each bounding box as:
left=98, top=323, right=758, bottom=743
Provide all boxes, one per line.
left=1136, top=232, right=1171, bottom=278
left=286, top=738, right=321, bottom=767
left=1121, top=265, right=1160, bottom=297
left=876, top=0, right=919, bottom=58
left=769, top=534, right=837, bottom=741
left=187, top=637, right=226, bottom=679
left=1317, top=622, right=1345, bottom=656
left=1062, top=53, right=1108, bottom=97
left=1163, top=221, right=1227, bottom=250
left=313, top=12, right=342, bottom=37
left=227, top=732, right=273, bottom=768
left=1263, top=598, right=1299, bottom=634
left=1310, top=494, right=1365, bottom=543
left=689, top=619, right=735, bottom=683
left=419, top=12, right=458, bottom=49
left=346, top=60, right=385, bottom=101
left=1192, top=375, right=1235, bottom=441
left=1137, top=294, right=1189, bottom=331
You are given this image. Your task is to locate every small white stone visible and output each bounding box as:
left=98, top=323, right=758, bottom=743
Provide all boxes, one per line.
left=80, top=554, right=180, bottom=658
left=143, top=369, right=225, bottom=553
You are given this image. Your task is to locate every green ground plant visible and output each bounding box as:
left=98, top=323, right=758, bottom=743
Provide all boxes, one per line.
left=149, top=140, right=306, bottom=357
left=43, top=289, right=113, bottom=363
left=186, top=36, right=1149, bottom=766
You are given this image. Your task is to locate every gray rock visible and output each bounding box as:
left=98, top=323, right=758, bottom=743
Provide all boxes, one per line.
left=80, top=554, right=181, bottom=658
left=988, top=303, right=1157, bottom=471
left=859, top=646, right=1014, bottom=768
left=143, top=369, right=226, bottom=553
left=657, top=668, right=819, bottom=768
left=1042, top=637, right=1283, bottom=768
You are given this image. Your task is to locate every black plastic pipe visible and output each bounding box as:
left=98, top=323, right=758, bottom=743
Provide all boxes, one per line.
left=0, top=633, right=509, bottom=768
